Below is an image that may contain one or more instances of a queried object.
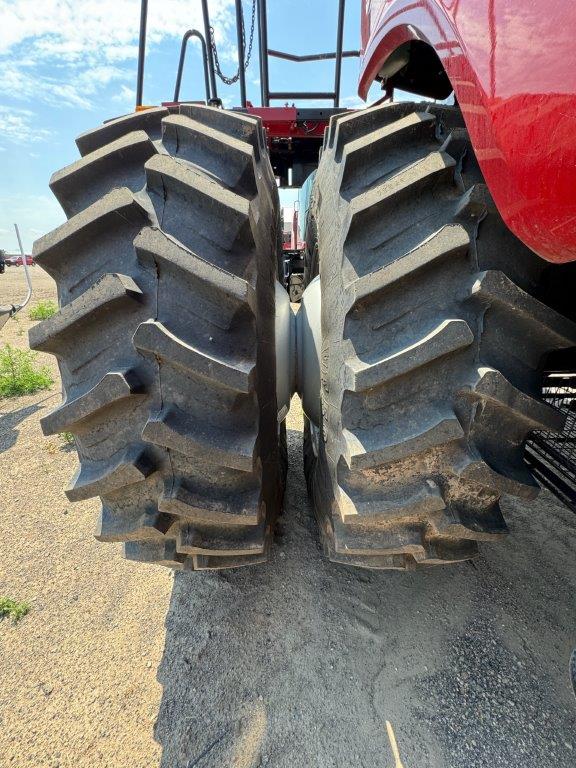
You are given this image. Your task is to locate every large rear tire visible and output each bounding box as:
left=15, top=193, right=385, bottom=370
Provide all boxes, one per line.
left=30, top=105, right=285, bottom=570
left=305, top=102, right=576, bottom=569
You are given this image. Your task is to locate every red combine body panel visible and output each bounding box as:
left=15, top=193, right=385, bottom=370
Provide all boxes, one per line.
left=360, top=0, right=576, bottom=264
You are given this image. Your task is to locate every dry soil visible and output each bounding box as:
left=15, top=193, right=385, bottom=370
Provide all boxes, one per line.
left=1, top=268, right=576, bottom=768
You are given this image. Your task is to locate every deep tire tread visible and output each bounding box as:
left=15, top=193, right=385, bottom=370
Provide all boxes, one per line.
left=308, top=101, right=576, bottom=569
left=51, top=130, right=158, bottom=216
left=32, top=105, right=282, bottom=570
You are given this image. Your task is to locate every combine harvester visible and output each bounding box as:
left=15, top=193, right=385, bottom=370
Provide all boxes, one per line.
left=30, top=0, right=576, bottom=571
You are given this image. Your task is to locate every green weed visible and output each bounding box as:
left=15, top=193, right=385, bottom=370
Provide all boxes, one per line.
left=60, top=431, right=74, bottom=444
left=11, top=315, right=24, bottom=337
left=29, top=300, right=57, bottom=321
left=0, top=344, right=53, bottom=398
left=0, top=597, right=30, bottom=624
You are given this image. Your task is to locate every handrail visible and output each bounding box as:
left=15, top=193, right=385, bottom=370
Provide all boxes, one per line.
left=136, top=0, right=352, bottom=110
left=268, top=49, right=360, bottom=63
left=255, top=0, right=350, bottom=107
left=268, top=91, right=338, bottom=101
left=200, top=0, right=218, bottom=101
left=235, top=0, right=247, bottom=107
left=173, top=29, right=211, bottom=103
left=136, top=0, right=148, bottom=106
left=333, top=0, right=345, bottom=107
left=136, top=3, right=217, bottom=107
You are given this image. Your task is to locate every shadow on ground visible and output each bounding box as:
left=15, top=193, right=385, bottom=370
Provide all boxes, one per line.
left=0, top=402, right=42, bottom=453
left=155, top=428, right=576, bottom=768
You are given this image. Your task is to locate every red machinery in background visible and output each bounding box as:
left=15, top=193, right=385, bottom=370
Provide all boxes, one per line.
left=282, top=206, right=306, bottom=301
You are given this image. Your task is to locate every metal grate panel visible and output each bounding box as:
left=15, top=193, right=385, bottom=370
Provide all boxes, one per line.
left=525, top=371, right=576, bottom=511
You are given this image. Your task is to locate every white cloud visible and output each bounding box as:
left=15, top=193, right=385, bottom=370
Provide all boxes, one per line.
left=0, top=192, right=64, bottom=252
left=0, top=1, right=235, bottom=58
left=0, top=0, right=245, bottom=252
left=0, top=61, right=92, bottom=108
left=0, top=105, right=52, bottom=143
left=113, top=84, right=137, bottom=102
left=0, top=0, right=237, bottom=109
left=341, top=95, right=365, bottom=108
left=112, top=84, right=137, bottom=111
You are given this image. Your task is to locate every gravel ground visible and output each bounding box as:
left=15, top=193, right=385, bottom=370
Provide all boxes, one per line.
left=1, top=269, right=576, bottom=768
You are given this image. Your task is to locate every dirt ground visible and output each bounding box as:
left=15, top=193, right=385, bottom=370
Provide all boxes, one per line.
left=1, top=268, right=576, bottom=768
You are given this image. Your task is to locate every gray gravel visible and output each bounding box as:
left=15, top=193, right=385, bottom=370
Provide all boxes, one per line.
left=3, top=271, right=574, bottom=767
left=155, top=422, right=576, bottom=768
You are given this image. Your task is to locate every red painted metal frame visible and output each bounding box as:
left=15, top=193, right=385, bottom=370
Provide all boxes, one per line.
left=162, top=104, right=331, bottom=140
left=359, top=0, right=576, bottom=264
left=245, top=106, right=329, bottom=139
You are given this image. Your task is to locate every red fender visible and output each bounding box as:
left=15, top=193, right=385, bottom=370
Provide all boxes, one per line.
left=359, top=0, right=576, bottom=263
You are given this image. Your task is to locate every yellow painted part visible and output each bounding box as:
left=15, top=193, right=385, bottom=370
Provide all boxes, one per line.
left=135, top=105, right=156, bottom=112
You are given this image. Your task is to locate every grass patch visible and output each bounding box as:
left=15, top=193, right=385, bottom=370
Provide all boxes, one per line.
left=0, top=344, right=54, bottom=398
left=29, top=300, right=57, bottom=320
left=11, top=315, right=24, bottom=337
left=60, top=431, right=74, bottom=444
left=0, top=597, right=30, bottom=623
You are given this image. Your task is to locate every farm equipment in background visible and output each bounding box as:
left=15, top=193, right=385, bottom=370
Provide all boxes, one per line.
left=30, top=0, right=576, bottom=572
left=4, top=255, right=35, bottom=267
left=281, top=206, right=306, bottom=302
left=1, top=224, right=33, bottom=330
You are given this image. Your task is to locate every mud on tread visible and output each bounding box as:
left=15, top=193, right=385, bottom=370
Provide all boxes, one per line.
left=31, top=105, right=284, bottom=570
left=306, top=102, right=576, bottom=569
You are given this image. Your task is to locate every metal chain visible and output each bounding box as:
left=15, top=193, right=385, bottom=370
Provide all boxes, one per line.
left=210, top=0, right=256, bottom=85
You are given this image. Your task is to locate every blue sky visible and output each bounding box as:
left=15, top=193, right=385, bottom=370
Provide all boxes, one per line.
left=0, top=0, right=384, bottom=253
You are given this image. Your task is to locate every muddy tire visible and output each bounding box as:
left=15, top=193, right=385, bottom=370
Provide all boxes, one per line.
left=30, top=105, right=284, bottom=570
left=305, top=102, right=576, bottom=569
